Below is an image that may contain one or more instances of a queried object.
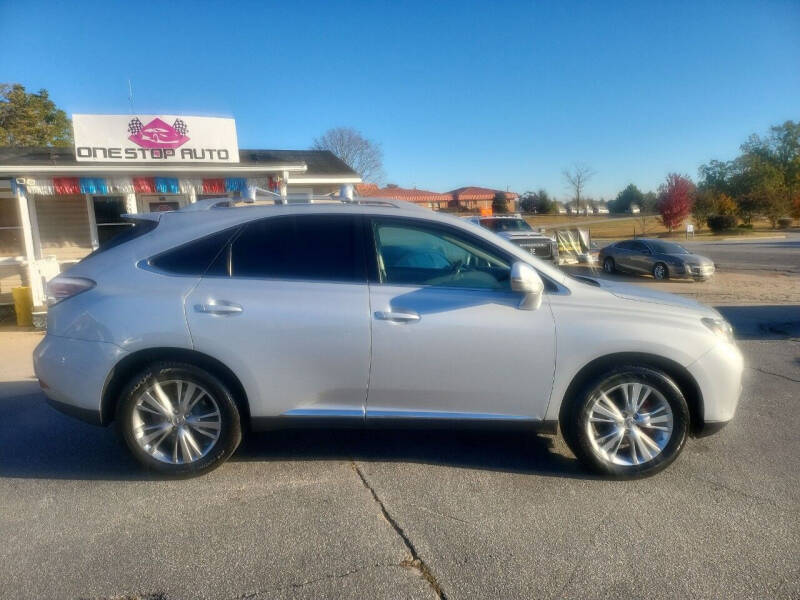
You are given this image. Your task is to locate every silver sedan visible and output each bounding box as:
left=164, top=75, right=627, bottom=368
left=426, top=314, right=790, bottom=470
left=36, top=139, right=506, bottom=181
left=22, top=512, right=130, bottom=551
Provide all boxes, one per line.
left=599, top=239, right=715, bottom=281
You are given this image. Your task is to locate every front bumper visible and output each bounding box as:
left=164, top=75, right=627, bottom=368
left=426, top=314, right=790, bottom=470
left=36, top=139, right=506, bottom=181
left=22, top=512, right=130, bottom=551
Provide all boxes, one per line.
left=669, top=263, right=716, bottom=280
left=33, top=334, right=127, bottom=426
left=686, top=339, right=744, bottom=427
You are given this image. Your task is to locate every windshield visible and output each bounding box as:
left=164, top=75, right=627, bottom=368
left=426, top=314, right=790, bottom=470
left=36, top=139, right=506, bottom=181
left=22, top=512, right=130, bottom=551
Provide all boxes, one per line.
left=647, top=240, right=690, bottom=254
left=480, top=218, right=533, bottom=232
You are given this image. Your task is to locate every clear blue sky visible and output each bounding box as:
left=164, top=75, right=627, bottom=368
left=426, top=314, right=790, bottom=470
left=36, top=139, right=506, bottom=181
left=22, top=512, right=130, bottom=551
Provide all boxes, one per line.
left=1, top=0, right=798, bottom=199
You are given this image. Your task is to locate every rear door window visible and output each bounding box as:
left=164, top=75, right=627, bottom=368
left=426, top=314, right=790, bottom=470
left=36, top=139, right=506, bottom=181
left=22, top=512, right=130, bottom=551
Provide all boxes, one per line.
left=229, top=214, right=365, bottom=282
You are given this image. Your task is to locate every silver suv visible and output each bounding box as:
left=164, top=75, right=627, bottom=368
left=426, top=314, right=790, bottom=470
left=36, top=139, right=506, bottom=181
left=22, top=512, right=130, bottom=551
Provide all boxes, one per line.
left=35, top=199, right=742, bottom=477
left=465, top=215, right=558, bottom=262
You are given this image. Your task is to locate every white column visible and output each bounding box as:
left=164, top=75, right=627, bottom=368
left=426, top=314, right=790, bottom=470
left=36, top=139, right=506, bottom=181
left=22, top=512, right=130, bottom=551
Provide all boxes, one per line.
left=14, top=183, right=45, bottom=306
left=280, top=170, right=288, bottom=200
left=124, top=192, right=137, bottom=214
left=86, top=194, right=99, bottom=250
left=340, top=184, right=354, bottom=200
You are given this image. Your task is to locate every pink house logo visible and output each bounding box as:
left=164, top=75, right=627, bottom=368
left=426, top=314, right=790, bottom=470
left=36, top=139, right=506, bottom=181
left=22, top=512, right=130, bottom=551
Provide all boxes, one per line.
left=128, top=117, right=190, bottom=149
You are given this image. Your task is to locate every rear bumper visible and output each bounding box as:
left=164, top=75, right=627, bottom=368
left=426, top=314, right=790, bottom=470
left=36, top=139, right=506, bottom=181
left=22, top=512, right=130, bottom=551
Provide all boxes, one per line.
left=33, top=334, right=126, bottom=425
left=45, top=396, right=104, bottom=426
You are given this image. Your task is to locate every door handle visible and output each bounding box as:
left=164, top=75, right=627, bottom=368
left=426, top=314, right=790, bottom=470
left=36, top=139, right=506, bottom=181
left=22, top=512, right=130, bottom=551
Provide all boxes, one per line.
left=374, top=310, right=420, bottom=322
left=194, top=301, right=243, bottom=316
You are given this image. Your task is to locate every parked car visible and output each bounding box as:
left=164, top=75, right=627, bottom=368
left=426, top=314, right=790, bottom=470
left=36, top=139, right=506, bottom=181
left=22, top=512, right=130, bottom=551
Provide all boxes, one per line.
left=599, top=239, right=715, bottom=281
left=464, top=215, right=558, bottom=262
left=35, top=199, right=742, bottom=478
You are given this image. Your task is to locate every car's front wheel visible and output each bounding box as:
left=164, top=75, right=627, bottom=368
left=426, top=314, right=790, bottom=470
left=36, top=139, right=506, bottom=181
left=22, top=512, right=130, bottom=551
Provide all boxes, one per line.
left=653, top=262, right=669, bottom=280
left=561, top=366, right=689, bottom=478
left=603, top=257, right=616, bottom=274
left=116, top=362, right=242, bottom=477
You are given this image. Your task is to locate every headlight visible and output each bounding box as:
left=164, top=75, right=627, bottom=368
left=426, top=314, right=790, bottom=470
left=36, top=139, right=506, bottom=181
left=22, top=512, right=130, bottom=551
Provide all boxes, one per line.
left=701, top=317, right=735, bottom=344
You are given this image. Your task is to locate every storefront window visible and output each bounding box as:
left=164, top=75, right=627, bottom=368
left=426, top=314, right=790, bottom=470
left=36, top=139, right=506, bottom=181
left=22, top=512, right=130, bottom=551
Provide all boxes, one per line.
left=33, top=194, right=93, bottom=262
left=92, top=196, right=133, bottom=247
left=0, top=198, right=24, bottom=257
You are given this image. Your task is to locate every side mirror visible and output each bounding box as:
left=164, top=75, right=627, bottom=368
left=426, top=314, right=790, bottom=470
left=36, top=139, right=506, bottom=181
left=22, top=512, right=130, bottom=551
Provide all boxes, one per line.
left=510, top=262, right=544, bottom=310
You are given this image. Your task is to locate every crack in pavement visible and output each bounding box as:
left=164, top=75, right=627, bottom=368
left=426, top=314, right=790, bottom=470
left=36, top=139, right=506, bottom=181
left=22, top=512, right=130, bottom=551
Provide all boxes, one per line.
left=351, top=460, right=448, bottom=600
left=747, top=366, right=800, bottom=384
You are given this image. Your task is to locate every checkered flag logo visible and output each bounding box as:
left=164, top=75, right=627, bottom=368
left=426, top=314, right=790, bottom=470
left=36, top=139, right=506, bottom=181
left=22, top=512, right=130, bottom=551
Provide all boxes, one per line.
left=127, top=117, right=143, bottom=135
left=173, top=119, right=188, bottom=136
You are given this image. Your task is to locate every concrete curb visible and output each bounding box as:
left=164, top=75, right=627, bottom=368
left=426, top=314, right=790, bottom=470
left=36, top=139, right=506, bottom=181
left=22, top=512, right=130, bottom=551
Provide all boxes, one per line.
left=721, top=235, right=786, bottom=241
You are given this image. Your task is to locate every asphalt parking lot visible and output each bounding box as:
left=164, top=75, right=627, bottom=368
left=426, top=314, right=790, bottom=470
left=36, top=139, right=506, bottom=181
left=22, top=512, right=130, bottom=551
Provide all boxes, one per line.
left=1, top=237, right=798, bottom=600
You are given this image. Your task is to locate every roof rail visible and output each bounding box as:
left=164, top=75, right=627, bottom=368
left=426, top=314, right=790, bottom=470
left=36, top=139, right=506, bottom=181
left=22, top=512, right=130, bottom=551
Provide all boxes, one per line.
left=171, top=189, right=428, bottom=212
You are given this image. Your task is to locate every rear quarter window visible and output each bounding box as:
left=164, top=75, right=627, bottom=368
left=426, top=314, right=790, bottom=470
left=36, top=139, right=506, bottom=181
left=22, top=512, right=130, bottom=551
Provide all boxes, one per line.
left=149, top=228, right=238, bottom=276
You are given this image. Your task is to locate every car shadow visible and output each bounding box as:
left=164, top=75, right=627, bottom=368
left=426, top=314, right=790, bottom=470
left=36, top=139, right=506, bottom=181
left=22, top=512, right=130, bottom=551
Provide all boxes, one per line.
left=234, top=427, right=590, bottom=479
left=0, top=385, right=589, bottom=481
left=715, top=305, right=800, bottom=340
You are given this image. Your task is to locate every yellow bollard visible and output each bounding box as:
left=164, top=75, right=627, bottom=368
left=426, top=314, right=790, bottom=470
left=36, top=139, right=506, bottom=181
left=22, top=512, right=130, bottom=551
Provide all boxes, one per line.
left=12, top=286, right=33, bottom=327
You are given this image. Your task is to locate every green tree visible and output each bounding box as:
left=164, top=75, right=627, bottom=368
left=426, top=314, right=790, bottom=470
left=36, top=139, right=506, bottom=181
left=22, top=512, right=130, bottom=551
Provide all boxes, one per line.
left=740, top=120, right=800, bottom=215
left=492, top=191, right=510, bottom=214
left=610, top=184, right=643, bottom=214
left=692, top=189, right=717, bottom=232
left=0, top=83, right=72, bottom=146
left=519, top=189, right=553, bottom=214
left=533, top=188, right=553, bottom=214
left=698, top=159, right=736, bottom=196
left=641, top=191, right=658, bottom=213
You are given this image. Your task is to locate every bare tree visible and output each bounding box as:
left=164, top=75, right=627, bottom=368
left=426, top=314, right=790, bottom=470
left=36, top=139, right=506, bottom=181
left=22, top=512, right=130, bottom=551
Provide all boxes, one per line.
left=562, top=163, right=596, bottom=213
left=312, top=127, right=385, bottom=184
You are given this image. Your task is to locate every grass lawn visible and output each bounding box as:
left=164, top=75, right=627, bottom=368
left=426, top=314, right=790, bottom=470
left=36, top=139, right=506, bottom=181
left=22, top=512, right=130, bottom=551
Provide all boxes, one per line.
left=523, top=214, right=669, bottom=239
left=519, top=214, right=791, bottom=240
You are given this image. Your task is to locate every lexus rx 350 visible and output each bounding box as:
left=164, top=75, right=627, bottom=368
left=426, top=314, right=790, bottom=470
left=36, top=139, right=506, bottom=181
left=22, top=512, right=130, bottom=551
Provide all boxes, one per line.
left=34, top=200, right=743, bottom=478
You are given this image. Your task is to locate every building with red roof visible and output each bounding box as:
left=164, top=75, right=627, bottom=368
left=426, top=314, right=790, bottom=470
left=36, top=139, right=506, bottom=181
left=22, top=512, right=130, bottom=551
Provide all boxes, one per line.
left=355, top=184, right=453, bottom=210
left=356, top=183, right=518, bottom=212
left=449, top=187, right=518, bottom=212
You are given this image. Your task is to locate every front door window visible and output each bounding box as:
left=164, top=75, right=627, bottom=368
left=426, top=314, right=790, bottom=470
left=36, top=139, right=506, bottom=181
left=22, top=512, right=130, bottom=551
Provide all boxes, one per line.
left=372, top=220, right=511, bottom=290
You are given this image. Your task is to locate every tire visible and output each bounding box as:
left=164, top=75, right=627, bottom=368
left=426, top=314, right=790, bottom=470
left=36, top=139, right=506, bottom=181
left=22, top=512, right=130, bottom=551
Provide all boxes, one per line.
left=116, top=362, right=242, bottom=477
left=561, top=366, right=689, bottom=478
left=603, top=257, right=616, bottom=274
left=653, top=262, right=668, bottom=280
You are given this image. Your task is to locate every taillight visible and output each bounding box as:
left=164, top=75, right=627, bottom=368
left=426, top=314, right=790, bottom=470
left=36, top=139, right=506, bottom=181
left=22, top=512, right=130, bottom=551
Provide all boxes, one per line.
left=46, top=276, right=96, bottom=306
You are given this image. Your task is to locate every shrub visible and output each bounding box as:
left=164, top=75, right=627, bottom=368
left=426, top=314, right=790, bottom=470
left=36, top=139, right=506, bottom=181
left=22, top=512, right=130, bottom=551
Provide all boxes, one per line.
left=777, top=217, right=793, bottom=229
left=707, top=214, right=737, bottom=232
left=737, top=223, right=753, bottom=229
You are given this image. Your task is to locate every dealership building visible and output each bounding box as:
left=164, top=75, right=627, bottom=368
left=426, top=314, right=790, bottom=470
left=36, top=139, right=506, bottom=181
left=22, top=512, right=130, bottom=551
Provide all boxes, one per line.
left=0, top=114, right=361, bottom=307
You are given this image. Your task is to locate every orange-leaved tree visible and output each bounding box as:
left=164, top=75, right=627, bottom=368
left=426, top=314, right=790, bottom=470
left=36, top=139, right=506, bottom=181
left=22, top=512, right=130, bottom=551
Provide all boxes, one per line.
left=657, top=173, right=695, bottom=232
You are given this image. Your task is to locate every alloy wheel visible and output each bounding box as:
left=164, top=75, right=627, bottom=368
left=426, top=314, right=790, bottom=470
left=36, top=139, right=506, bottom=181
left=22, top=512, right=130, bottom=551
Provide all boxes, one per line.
left=585, top=381, right=674, bottom=466
left=653, top=263, right=667, bottom=280
left=131, top=379, right=222, bottom=464
left=603, top=258, right=614, bottom=273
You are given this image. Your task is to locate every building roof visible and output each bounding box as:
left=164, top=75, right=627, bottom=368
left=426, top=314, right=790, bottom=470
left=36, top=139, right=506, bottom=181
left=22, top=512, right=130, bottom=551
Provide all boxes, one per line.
left=0, top=147, right=360, bottom=180
left=355, top=184, right=453, bottom=204
left=449, top=186, right=518, bottom=200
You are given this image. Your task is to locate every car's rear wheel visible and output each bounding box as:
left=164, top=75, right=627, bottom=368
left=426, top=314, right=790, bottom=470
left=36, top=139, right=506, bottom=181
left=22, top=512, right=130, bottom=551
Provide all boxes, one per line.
left=116, top=362, right=242, bottom=477
left=653, top=262, right=668, bottom=280
left=561, top=366, right=689, bottom=478
left=603, top=257, right=616, bottom=273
